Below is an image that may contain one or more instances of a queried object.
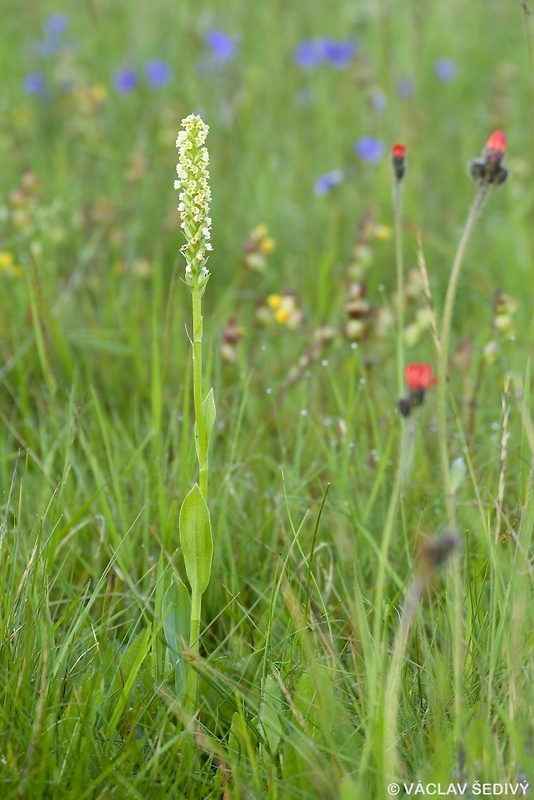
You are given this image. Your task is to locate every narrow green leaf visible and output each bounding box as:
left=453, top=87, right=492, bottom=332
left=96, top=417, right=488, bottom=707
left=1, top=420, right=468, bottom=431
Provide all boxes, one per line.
left=179, top=484, right=213, bottom=595
left=261, top=674, right=284, bottom=755
left=163, top=577, right=191, bottom=693
left=202, top=387, right=216, bottom=448
left=163, top=577, right=191, bottom=659
left=229, top=709, right=258, bottom=764
left=107, top=626, right=153, bottom=736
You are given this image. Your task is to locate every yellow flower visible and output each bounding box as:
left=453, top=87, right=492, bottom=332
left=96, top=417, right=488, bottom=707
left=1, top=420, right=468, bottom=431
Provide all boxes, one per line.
left=260, top=236, right=275, bottom=254
left=0, top=252, right=14, bottom=270
left=267, top=294, right=282, bottom=311
left=275, top=309, right=290, bottom=324
left=0, top=251, right=22, bottom=277
left=252, top=223, right=268, bottom=239
left=374, top=224, right=392, bottom=241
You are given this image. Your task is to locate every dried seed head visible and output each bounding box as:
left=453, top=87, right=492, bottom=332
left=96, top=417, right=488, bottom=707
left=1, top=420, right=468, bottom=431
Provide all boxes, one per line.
left=419, top=529, right=459, bottom=575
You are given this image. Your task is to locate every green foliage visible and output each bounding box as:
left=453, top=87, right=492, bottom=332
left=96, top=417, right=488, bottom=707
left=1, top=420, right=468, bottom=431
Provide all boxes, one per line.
left=0, top=1, right=533, bottom=798
left=179, top=483, right=213, bottom=596
left=163, top=575, right=191, bottom=692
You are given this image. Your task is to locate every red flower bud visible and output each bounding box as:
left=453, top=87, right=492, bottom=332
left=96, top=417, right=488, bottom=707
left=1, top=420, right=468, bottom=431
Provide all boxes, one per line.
left=470, top=130, right=508, bottom=189
left=391, top=143, right=407, bottom=181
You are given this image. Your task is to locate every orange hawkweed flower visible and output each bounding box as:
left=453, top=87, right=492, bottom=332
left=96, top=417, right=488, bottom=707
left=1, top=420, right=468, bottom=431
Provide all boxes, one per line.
left=398, top=363, right=438, bottom=417
left=404, top=362, right=438, bottom=393
left=485, top=130, right=506, bottom=160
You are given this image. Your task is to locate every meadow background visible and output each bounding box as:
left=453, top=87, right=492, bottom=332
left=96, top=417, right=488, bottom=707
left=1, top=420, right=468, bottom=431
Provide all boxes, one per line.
left=1, top=1, right=533, bottom=798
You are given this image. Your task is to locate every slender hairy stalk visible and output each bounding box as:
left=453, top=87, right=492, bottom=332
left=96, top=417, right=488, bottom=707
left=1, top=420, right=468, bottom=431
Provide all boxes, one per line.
left=382, top=578, right=420, bottom=782
left=436, top=186, right=486, bottom=749
left=383, top=531, right=458, bottom=788
left=392, top=144, right=407, bottom=397
left=436, top=129, right=508, bottom=751
left=437, top=187, right=487, bottom=529
left=373, top=144, right=409, bottom=651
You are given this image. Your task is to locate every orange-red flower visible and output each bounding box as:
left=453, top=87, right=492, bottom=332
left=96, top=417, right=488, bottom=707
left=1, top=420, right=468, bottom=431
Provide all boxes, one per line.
left=485, top=130, right=506, bottom=161
left=398, top=363, right=437, bottom=417
left=404, top=362, right=438, bottom=392
left=392, top=143, right=406, bottom=159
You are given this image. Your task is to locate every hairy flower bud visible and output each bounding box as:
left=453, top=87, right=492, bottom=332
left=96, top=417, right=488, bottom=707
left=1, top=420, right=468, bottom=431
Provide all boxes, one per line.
left=391, top=143, right=407, bottom=181
left=469, top=130, right=508, bottom=189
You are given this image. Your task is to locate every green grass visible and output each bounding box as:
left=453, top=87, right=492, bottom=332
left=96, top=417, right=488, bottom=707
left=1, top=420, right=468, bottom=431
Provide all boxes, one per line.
left=0, top=1, right=533, bottom=797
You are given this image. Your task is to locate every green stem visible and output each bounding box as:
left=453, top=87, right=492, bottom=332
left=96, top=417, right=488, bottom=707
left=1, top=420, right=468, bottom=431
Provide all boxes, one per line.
left=372, top=449, right=403, bottom=649
left=437, top=187, right=487, bottom=529
left=186, top=282, right=209, bottom=713
left=185, top=587, right=202, bottom=712
left=394, top=179, right=405, bottom=398
left=436, top=185, right=486, bottom=752
left=368, top=444, right=404, bottom=785
left=192, top=285, right=208, bottom=500
left=383, top=578, right=421, bottom=785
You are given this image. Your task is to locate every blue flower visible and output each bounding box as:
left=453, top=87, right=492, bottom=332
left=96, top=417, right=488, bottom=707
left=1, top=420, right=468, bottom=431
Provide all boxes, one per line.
left=35, top=13, right=70, bottom=57
left=434, top=57, right=456, bottom=83
left=113, top=68, right=139, bottom=94
left=205, top=30, right=236, bottom=62
left=314, top=169, right=345, bottom=196
left=145, top=59, right=172, bottom=88
left=295, top=37, right=358, bottom=69
left=355, top=137, right=385, bottom=164
left=321, top=38, right=358, bottom=69
left=23, top=72, right=46, bottom=95
left=294, top=39, right=323, bottom=69
left=44, top=13, right=69, bottom=36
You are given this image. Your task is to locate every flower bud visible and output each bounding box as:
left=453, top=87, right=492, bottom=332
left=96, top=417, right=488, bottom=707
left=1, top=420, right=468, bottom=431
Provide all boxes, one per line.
left=391, top=143, right=407, bottom=181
